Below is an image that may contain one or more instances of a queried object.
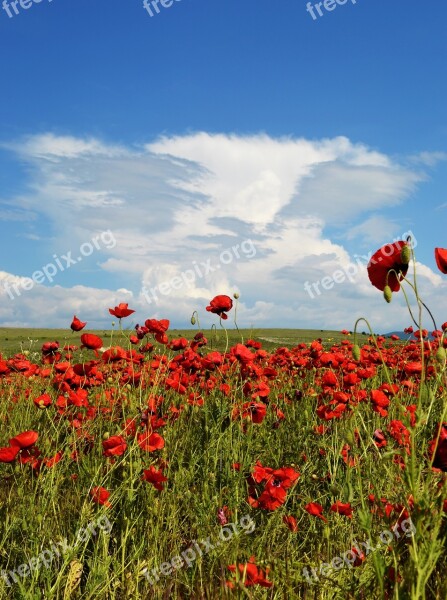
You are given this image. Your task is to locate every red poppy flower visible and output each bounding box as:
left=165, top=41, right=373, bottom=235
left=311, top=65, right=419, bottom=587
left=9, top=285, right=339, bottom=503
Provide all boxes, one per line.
left=351, top=547, right=366, bottom=567
left=370, top=389, right=390, bottom=417
left=367, top=241, right=409, bottom=291
left=227, top=557, right=272, bottom=588
left=9, top=430, right=39, bottom=449
left=0, top=446, right=20, bottom=462
left=304, top=502, right=327, bottom=522
left=258, top=486, right=287, bottom=511
left=206, top=295, right=233, bottom=320
left=90, top=486, right=111, bottom=507
left=231, top=343, right=255, bottom=364
left=238, top=401, right=267, bottom=424
left=435, top=248, right=447, bottom=274
left=43, top=451, right=63, bottom=468
left=266, top=467, right=300, bottom=490
left=388, top=420, right=411, bottom=453
left=80, top=334, right=103, bottom=355
left=109, top=303, right=135, bottom=319
left=251, top=461, right=273, bottom=483
left=141, top=466, right=168, bottom=491
left=322, top=371, right=338, bottom=387
left=137, top=431, right=165, bottom=452
left=102, top=435, right=127, bottom=457
left=283, top=515, right=298, bottom=532
left=373, top=429, right=387, bottom=448
left=144, top=319, right=170, bottom=344
left=404, top=361, right=423, bottom=375
left=70, top=315, right=87, bottom=331
left=42, top=341, right=60, bottom=356
left=330, top=501, right=353, bottom=518
left=34, top=393, right=52, bottom=409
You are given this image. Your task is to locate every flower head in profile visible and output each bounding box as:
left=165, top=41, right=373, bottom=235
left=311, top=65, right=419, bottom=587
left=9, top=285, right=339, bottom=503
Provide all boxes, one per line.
left=434, top=248, right=447, bottom=274
left=70, top=315, right=87, bottom=332
left=9, top=430, right=39, bottom=449
left=90, top=486, right=111, bottom=507
left=0, top=446, right=20, bottom=463
left=304, top=502, right=327, bottom=522
left=206, top=295, right=233, bottom=320
left=141, top=466, right=168, bottom=491
left=227, top=556, right=272, bottom=588
left=109, top=303, right=135, bottom=319
left=367, top=241, right=410, bottom=292
left=80, top=333, right=103, bottom=356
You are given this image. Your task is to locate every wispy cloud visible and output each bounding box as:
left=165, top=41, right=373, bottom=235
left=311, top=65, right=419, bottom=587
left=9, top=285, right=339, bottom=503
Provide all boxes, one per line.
left=0, top=132, right=444, bottom=331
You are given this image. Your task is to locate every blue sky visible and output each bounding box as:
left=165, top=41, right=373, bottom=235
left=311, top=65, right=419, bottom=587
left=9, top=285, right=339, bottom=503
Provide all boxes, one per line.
left=0, top=0, right=446, bottom=332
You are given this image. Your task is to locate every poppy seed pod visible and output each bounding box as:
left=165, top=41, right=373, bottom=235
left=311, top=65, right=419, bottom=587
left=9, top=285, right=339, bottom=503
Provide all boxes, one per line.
left=233, top=292, right=240, bottom=299
left=400, top=244, right=411, bottom=265
left=436, top=347, right=446, bottom=364
left=383, top=286, right=393, bottom=303
left=352, top=345, right=361, bottom=361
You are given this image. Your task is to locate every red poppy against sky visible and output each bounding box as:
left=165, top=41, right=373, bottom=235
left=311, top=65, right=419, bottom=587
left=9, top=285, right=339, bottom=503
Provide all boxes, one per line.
left=435, top=248, right=447, bottom=274
left=70, top=315, right=87, bottom=332
left=109, top=303, right=135, bottom=319
left=367, top=241, right=409, bottom=292
left=206, top=295, right=233, bottom=320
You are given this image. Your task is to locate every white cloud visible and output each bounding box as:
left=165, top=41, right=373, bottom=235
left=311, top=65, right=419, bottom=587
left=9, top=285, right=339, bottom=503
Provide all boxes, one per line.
left=1, top=131, right=444, bottom=331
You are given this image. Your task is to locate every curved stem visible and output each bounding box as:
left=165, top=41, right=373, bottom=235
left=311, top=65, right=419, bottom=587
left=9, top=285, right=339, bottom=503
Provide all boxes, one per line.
left=233, top=296, right=243, bottom=343
left=220, top=317, right=229, bottom=354
left=353, top=317, right=392, bottom=385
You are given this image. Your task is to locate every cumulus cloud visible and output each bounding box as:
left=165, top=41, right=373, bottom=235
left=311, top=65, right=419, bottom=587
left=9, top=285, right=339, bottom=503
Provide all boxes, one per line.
left=0, top=131, right=445, bottom=331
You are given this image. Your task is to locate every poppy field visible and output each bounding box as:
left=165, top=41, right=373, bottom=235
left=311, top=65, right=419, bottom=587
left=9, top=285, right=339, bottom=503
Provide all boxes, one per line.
left=1, top=242, right=447, bottom=600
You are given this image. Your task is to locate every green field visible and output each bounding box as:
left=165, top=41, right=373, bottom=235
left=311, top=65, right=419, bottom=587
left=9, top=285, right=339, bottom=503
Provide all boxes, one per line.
left=0, top=327, right=373, bottom=356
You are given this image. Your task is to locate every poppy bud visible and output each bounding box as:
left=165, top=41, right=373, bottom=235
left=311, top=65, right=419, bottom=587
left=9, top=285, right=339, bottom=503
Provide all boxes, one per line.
left=352, top=345, right=361, bottom=361
left=383, top=285, right=393, bottom=303
left=233, top=292, right=240, bottom=299
left=345, top=431, right=355, bottom=445
left=191, top=316, right=196, bottom=325
left=400, top=244, right=411, bottom=265
left=436, top=347, right=446, bottom=364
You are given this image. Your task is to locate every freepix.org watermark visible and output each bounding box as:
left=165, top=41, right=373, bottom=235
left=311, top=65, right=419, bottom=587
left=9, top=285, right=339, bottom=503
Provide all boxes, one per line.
left=304, top=230, right=417, bottom=300
left=142, top=514, right=255, bottom=585
left=1, top=515, right=112, bottom=587
left=143, top=0, right=181, bottom=17
left=1, top=0, right=54, bottom=18
left=2, top=230, right=116, bottom=301
left=141, top=239, right=257, bottom=305
left=302, top=517, right=415, bottom=584
left=306, top=0, right=358, bottom=21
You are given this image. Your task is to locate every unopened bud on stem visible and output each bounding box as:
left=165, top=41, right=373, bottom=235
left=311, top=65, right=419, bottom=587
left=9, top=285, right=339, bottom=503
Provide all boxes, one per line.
left=436, top=347, right=446, bottom=365
left=400, top=244, right=411, bottom=265
left=383, top=285, right=393, bottom=303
